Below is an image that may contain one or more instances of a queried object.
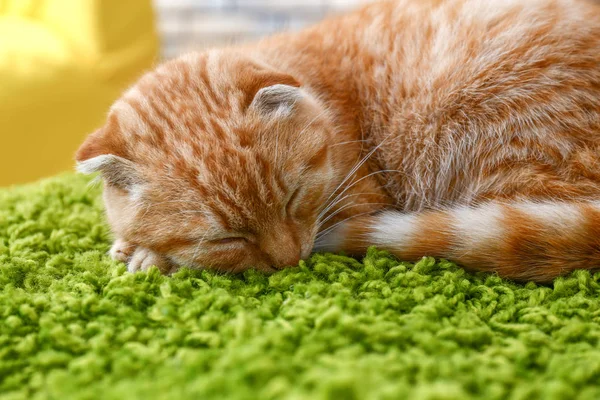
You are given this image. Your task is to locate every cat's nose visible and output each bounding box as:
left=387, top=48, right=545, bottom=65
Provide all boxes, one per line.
left=267, top=240, right=302, bottom=268
left=260, top=226, right=302, bottom=268
left=272, top=250, right=301, bottom=268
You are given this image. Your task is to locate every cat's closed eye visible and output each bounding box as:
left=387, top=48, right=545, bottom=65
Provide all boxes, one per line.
left=210, top=237, right=249, bottom=245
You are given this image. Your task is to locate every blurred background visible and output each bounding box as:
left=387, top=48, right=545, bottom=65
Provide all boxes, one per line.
left=0, top=0, right=366, bottom=187
left=155, top=0, right=366, bottom=58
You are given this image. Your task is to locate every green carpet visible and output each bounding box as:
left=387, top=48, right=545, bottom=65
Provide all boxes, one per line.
left=2, top=174, right=600, bottom=400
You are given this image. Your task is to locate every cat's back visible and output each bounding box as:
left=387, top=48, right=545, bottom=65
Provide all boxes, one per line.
left=345, top=0, right=600, bottom=209
left=348, top=0, right=600, bottom=146
left=353, top=0, right=600, bottom=107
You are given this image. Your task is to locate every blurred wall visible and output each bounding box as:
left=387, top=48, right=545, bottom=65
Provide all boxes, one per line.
left=0, top=0, right=158, bottom=187
left=154, top=0, right=369, bottom=58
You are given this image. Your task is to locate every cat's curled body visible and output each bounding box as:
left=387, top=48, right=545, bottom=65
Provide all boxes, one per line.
left=77, top=0, right=600, bottom=282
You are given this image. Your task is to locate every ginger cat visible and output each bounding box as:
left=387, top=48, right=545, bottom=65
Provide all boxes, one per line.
left=76, top=0, right=600, bottom=282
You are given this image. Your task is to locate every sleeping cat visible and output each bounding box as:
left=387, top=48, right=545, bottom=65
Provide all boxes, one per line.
left=76, top=0, right=600, bottom=282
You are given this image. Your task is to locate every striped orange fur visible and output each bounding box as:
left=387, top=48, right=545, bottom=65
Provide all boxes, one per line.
left=76, top=0, right=600, bottom=282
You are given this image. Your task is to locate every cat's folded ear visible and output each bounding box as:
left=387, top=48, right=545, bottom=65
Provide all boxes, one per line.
left=77, top=152, right=139, bottom=189
left=75, top=118, right=140, bottom=189
left=246, top=71, right=303, bottom=117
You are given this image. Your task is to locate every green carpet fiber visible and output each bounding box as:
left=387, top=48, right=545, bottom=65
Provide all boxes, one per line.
left=2, top=174, right=600, bottom=400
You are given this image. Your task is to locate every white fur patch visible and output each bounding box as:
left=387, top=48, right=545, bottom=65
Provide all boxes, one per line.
left=451, top=203, right=504, bottom=250
left=314, top=211, right=418, bottom=254
left=369, top=211, right=418, bottom=252
left=514, top=202, right=583, bottom=232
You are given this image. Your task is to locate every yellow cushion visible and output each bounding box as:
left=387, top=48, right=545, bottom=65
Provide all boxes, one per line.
left=0, top=0, right=159, bottom=187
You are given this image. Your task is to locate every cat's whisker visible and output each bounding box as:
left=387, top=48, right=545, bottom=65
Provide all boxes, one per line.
left=318, top=178, right=359, bottom=219
left=297, top=110, right=328, bottom=137
left=323, top=143, right=380, bottom=207
left=318, top=199, right=357, bottom=229
left=317, top=191, right=382, bottom=220
left=328, top=139, right=369, bottom=148
left=322, top=132, right=395, bottom=213
left=317, top=211, right=375, bottom=239
left=322, top=169, right=402, bottom=218
left=315, top=209, right=385, bottom=243
left=318, top=202, right=392, bottom=228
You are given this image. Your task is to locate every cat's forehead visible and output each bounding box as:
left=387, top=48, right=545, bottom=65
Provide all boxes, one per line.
left=109, top=51, right=296, bottom=146
left=122, top=50, right=274, bottom=108
left=105, top=64, right=244, bottom=154
left=119, top=53, right=246, bottom=117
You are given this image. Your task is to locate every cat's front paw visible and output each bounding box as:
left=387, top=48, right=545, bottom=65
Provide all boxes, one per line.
left=109, top=239, right=175, bottom=274
left=128, top=247, right=175, bottom=274
left=109, top=239, right=135, bottom=263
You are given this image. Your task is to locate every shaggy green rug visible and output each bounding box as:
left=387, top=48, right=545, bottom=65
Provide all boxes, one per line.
left=1, top=174, right=600, bottom=400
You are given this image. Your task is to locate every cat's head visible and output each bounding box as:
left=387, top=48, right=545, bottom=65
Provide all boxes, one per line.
left=76, top=51, right=343, bottom=272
